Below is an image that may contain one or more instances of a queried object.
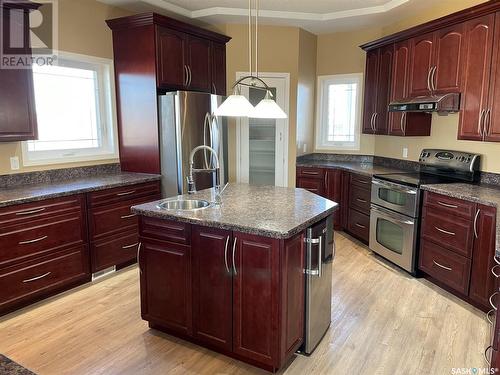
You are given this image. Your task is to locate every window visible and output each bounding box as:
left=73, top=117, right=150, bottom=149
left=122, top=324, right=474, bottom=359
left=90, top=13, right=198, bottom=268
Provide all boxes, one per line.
left=22, top=52, right=118, bottom=165
left=315, top=73, right=363, bottom=151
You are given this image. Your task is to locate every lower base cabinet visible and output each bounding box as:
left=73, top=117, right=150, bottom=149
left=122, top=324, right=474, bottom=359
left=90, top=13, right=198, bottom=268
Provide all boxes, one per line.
left=139, top=217, right=305, bottom=372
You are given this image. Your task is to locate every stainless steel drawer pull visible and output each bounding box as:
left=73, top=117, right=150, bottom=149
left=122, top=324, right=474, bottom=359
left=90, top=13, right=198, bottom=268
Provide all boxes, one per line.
left=224, top=236, right=230, bottom=274
left=489, top=292, right=499, bottom=310
left=121, top=213, right=137, bottom=219
left=437, top=201, right=458, bottom=209
left=434, top=226, right=455, bottom=236
left=302, top=171, right=319, bottom=175
left=137, top=242, right=142, bottom=275
left=23, top=272, right=51, bottom=283
left=232, top=237, right=238, bottom=276
left=122, top=242, right=139, bottom=249
left=355, top=223, right=366, bottom=229
left=16, top=208, right=46, bottom=216
left=433, top=261, right=452, bottom=271
left=116, top=190, right=136, bottom=197
left=487, top=308, right=495, bottom=325
left=19, top=235, right=48, bottom=245
left=495, top=256, right=500, bottom=266
left=355, top=179, right=370, bottom=185
left=485, top=345, right=492, bottom=366
left=492, top=264, right=500, bottom=278
left=356, top=198, right=368, bottom=203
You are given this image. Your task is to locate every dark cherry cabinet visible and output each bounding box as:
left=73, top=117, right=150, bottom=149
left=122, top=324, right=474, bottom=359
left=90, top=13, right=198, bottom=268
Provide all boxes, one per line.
left=345, top=172, right=372, bottom=244
left=326, top=169, right=343, bottom=229
left=409, top=33, right=435, bottom=97
left=0, top=4, right=38, bottom=142
left=485, top=12, right=500, bottom=142
left=107, top=13, right=230, bottom=174
left=362, top=46, right=392, bottom=135
left=192, top=226, right=232, bottom=351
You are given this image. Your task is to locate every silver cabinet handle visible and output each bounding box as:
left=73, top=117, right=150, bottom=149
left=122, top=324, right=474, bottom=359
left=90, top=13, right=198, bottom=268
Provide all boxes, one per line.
left=16, top=207, right=46, bottom=216
left=485, top=108, right=492, bottom=137
left=479, top=109, right=486, bottom=139
left=492, top=264, right=500, bottom=278
left=490, top=291, right=499, bottom=310
left=212, top=82, right=217, bottom=94
left=433, top=260, right=452, bottom=271
left=431, top=66, right=437, bottom=91
left=495, top=256, right=500, bottom=266
left=122, top=242, right=139, bottom=250
left=224, top=235, right=230, bottom=274
left=400, top=112, right=407, bottom=134
left=373, top=113, right=378, bottom=132
left=434, top=226, right=455, bottom=236
left=137, top=242, right=142, bottom=274
left=437, top=201, right=458, bottom=209
left=324, top=171, right=328, bottom=189
left=232, top=237, right=237, bottom=275
left=184, top=65, right=188, bottom=86
left=116, top=190, right=136, bottom=197
left=23, top=272, right=51, bottom=283
left=487, top=308, right=495, bottom=325
left=474, top=209, right=481, bottom=239
left=121, top=213, right=137, bottom=219
left=370, top=113, right=375, bottom=132
left=355, top=223, right=366, bottom=229
left=19, top=235, right=48, bottom=245
left=356, top=198, right=367, bottom=203
left=302, top=170, right=320, bottom=176
left=187, top=65, right=192, bottom=87
left=485, top=345, right=493, bottom=366
left=354, top=179, right=370, bottom=185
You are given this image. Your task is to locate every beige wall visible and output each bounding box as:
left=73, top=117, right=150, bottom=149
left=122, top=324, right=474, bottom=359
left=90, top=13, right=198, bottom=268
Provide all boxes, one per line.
left=315, top=0, right=500, bottom=172
left=224, top=24, right=302, bottom=187
left=0, top=0, right=131, bottom=175
left=296, top=29, right=317, bottom=157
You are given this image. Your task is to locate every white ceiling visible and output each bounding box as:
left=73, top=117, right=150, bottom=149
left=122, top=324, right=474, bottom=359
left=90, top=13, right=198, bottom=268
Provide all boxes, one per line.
left=98, top=0, right=459, bottom=34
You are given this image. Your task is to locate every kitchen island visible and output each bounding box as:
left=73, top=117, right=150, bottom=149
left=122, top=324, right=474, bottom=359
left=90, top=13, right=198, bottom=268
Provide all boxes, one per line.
left=131, top=184, right=337, bottom=372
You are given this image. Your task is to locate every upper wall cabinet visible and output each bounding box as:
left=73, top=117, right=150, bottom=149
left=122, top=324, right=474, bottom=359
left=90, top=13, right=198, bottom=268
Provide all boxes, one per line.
left=0, top=4, right=38, bottom=142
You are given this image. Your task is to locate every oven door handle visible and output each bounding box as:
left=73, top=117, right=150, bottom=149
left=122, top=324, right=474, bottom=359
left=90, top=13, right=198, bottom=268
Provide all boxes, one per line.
left=371, top=206, right=415, bottom=225
left=372, top=180, right=418, bottom=195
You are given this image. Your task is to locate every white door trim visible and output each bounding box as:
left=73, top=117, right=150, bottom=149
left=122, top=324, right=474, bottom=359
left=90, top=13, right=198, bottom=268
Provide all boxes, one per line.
left=235, top=72, right=290, bottom=187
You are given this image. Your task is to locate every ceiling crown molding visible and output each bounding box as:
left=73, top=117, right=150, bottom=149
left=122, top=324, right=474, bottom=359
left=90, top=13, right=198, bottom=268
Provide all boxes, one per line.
left=138, top=0, right=410, bottom=21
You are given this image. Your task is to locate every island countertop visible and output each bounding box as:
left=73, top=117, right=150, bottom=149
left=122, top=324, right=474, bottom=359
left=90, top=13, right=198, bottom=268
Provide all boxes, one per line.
left=131, top=183, right=338, bottom=239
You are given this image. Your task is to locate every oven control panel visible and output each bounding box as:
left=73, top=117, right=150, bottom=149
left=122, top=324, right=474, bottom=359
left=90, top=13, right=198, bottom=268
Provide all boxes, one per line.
left=419, top=149, right=481, bottom=173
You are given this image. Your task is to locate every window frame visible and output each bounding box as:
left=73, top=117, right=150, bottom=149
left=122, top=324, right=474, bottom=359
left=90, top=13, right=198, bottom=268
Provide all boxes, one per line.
left=22, top=51, right=119, bottom=166
left=315, top=73, right=363, bottom=151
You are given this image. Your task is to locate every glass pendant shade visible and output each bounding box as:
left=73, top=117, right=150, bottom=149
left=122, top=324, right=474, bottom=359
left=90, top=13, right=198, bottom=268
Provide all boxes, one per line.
left=251, top=97, right=287, bottom=119
left=214, top=94, right=254, bottom=117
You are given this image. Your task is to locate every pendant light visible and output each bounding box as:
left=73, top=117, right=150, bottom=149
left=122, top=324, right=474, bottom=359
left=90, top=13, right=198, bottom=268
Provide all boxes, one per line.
left=214, top=0, right=288, bottom=119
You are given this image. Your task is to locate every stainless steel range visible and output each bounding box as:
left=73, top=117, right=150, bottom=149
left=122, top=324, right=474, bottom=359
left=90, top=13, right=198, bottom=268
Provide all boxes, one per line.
left=369, top=149, right=480, bottom=274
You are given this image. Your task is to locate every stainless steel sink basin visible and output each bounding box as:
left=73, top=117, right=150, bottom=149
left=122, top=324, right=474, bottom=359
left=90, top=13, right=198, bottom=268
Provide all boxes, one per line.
left=157, top=199, right=211, bottom=211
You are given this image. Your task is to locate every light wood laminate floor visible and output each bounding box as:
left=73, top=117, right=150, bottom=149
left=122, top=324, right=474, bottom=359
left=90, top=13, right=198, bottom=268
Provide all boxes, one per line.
left=0, top=233, right=490, bottom=374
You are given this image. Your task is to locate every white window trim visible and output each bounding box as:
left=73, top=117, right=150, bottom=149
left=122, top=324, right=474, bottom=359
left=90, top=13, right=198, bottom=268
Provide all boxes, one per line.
left=315, top=73, right=363, bottom=152
left=22, top=51, right=119, bottom=167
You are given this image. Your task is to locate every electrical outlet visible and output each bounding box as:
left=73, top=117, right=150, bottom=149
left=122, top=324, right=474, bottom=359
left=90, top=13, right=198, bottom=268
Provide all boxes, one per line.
left=402, top=147, right=409, bottom=159
left=10, top=156, right=20, bottom=170
left=303, top=143, right=307, bottom=153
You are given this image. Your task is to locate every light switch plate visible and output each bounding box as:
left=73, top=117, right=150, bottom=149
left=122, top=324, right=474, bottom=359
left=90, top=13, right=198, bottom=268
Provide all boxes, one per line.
left=10, top=156, right=20, bottom=170
left=303, top=143, right=307, bottom=153
left=402, top=147, right=409, bottom=159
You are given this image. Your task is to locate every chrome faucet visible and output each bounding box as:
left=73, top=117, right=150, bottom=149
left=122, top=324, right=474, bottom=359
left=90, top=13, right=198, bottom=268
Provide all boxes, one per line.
left=187, top=145, right=223, bottom=205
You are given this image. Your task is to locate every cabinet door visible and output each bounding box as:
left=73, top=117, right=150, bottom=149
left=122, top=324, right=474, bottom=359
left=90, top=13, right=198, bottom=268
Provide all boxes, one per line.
left=296, top=177, right=325, bottom=196
left=469, top=205, right=497, bottom=309
left=0, top=9, right=37, bottom=142
left=485, top=12, right=500, bottom=142
left=458, top=14, right=495, bottom=141
left=433, top=24, right=466, bottom=94
left=211, top=42, right=227, bottom=96
left=409, top=32, right=435, bottom=97
left=192, top=226, right=232, bottom=351
left=362, top=49, right=379, bottom=134
left=186, top=35, right=212, bottom=92
left=326, top=169, right=342, bottom=230
left=139, top=238, right=192, bottom=335
left=374, top=45, right=393, bottom=135
left=156, top=27, right=187, bottom=89
left=232, top=232, right=280, bottom=368
left=389, top=40, right=411, bottom=136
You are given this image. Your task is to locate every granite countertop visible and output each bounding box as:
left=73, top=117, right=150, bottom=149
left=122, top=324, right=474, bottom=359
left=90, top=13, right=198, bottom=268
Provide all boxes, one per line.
left=131, top=183, right=338, bottom=239
left=420, top=183, right=500, bottom=257
left=0, top=172, right=161, bottom=208
left=296, top=160, right=408, bottom=176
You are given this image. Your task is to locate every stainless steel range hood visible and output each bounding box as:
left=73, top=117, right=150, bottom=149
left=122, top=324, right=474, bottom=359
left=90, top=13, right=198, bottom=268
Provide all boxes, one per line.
left=388, top=93, right=460, bottom=114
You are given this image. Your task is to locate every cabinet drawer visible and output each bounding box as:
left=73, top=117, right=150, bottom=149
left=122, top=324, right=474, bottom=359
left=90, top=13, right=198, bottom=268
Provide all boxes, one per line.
left=0, top=213, right=86, bottom=267
left=88, top=181, right=160, bottom=208
left=350, top=173, right=372, bottom=188
left=419, top=239, right=471, bottom=295
left=91, top=231, right=139, bottom=272
left=422, top=208, right=474, bottom=258
left=140, top=216, right=191, bottom=245
left=349, top=184, right=371, bottom=214
left=0, top=246, right=89, bottom=312
left=347, top=209, right=370, bottom=243
left=424, top=192, right=476, bottom=220
left=0, top=195, right=84, bottom=228
left=296, top=177, right=325, bottom=196
left=296, top=167, right=325, bottom=179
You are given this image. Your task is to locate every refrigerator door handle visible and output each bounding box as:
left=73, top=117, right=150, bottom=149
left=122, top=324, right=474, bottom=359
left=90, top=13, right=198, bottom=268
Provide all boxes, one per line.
left=317, top=235, right=322, bottom=277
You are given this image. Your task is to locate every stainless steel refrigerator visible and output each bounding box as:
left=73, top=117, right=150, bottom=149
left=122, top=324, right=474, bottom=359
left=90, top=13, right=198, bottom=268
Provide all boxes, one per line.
left=158, top=91, right=229, bottom=198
